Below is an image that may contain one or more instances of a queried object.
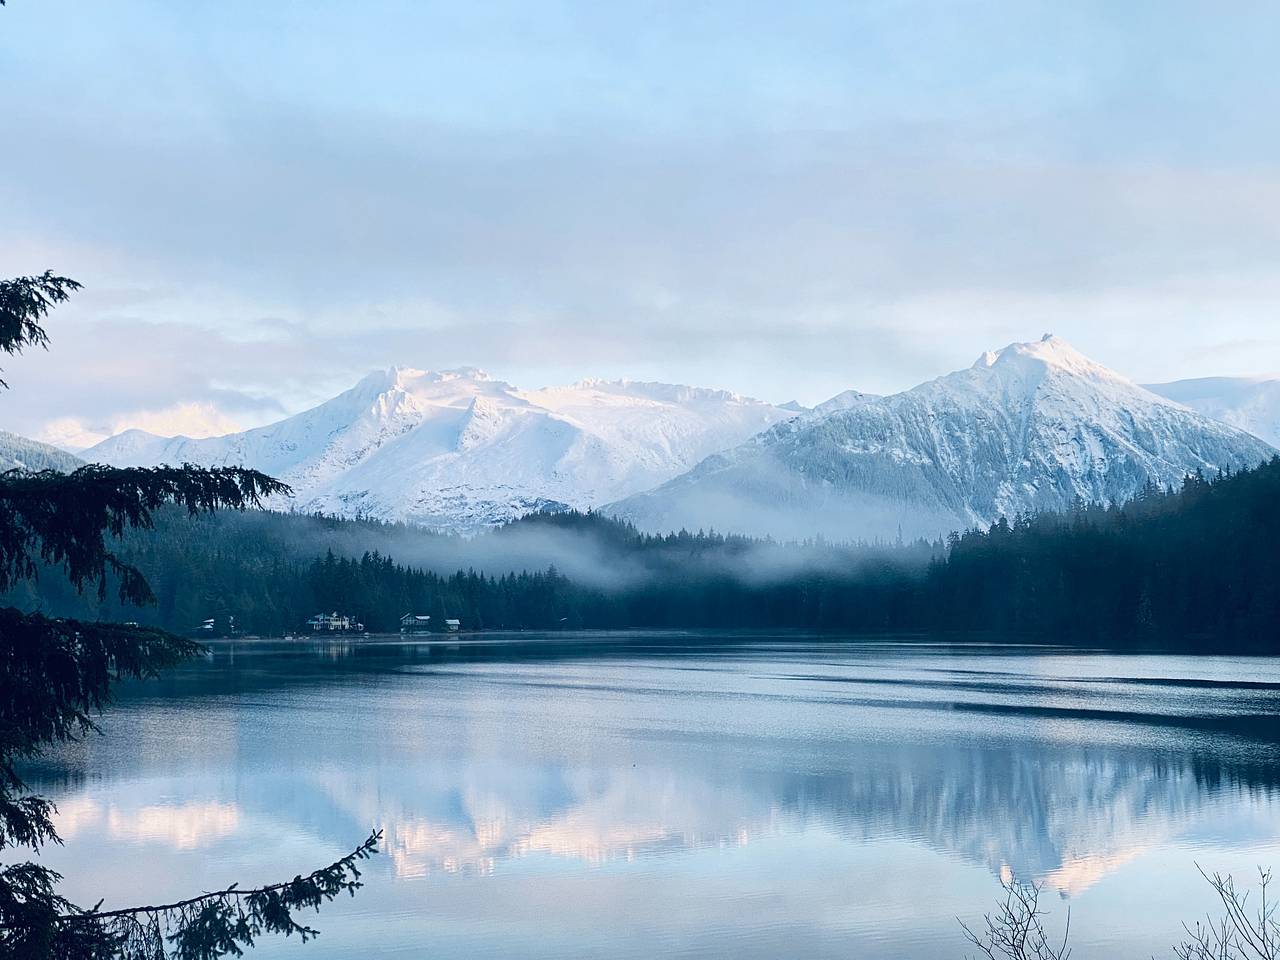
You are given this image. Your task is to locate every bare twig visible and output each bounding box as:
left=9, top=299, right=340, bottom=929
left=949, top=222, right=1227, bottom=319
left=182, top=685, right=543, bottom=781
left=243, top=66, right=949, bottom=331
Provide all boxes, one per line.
left=959, top=876, right=1071, bottom=960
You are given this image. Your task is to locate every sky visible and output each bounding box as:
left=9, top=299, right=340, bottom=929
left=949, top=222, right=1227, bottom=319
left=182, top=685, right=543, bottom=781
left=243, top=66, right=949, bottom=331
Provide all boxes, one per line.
left=3, top=0, right=1280, bottom=448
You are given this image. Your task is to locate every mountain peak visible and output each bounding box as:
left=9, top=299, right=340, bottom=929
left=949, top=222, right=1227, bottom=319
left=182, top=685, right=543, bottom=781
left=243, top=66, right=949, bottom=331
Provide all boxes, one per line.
left=387, top=365, right=491, bottom=387
left=613, top=336, right=1275, bottom=543
left=358, top=365, right=493, bottom=393
left=434, top=366, right=490, bottom=382
left=971, top=335, right=1129, bottom=386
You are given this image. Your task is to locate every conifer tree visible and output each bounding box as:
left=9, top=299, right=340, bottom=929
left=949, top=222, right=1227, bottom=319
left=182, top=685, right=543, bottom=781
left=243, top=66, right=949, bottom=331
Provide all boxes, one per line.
left=0, top=272, right=380, bottom=959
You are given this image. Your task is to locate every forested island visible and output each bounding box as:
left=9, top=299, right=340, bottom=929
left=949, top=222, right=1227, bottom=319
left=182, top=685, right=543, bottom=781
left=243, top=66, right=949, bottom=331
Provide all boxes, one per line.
left=10, top=456, right=1280, bottom=648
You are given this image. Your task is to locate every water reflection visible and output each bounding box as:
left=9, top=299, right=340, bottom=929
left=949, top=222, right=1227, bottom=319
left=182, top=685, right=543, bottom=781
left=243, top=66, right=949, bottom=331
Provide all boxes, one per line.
left=57, top=797, right=241, bottom=849
left=25, top=636, right=1280, bottom=958
left=273, top=743, right=1275, bottom=896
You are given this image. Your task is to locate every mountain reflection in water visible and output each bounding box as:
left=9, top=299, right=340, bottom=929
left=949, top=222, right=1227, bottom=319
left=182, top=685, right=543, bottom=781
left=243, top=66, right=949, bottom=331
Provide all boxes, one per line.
left=24, top=635, right=1280, bottom=960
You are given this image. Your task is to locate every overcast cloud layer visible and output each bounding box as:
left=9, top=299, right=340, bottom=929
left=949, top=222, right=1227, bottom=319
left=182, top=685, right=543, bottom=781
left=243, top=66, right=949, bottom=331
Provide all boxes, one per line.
left=3, top=1, right=1280, bottom=445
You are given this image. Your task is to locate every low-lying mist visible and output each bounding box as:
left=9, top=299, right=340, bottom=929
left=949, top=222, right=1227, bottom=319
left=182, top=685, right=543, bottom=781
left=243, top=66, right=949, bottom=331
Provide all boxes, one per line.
left=189, top=507, right=941, bottom=592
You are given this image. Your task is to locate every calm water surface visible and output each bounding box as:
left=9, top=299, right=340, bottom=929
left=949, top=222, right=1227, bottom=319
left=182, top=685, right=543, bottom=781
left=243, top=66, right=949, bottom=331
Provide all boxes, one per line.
left=25, top=633, right=1280, bottom=958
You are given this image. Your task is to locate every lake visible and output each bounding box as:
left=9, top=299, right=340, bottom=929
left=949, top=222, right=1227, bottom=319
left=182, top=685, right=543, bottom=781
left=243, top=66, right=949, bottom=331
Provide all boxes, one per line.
left=24, top=633, right=1280, bottom=958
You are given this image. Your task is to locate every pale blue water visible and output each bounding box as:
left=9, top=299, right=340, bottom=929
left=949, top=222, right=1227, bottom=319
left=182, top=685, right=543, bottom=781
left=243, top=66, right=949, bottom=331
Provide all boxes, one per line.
left=25, top=634, right=1280, bottom=958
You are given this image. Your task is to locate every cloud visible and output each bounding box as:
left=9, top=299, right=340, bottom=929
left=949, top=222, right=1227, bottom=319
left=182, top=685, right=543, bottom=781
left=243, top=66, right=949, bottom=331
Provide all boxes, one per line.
left=3, top=1, right=1280, bottom=438
left=39, top=402, right=245, bottom=451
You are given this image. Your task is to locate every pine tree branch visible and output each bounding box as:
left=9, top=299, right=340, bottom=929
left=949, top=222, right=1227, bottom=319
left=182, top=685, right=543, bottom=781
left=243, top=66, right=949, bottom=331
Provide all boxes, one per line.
left=0, top=272, right=81, bottom=386
left=0, top=464, right=292, bottom=603
left=64, top=831, right=382, bottom=922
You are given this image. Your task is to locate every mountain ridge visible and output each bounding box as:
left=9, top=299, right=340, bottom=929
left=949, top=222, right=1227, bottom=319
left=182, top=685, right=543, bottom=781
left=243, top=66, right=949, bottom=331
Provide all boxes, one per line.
left=80, top=339, right=1279, bottom=538
left=85, top=368, right=795, bottom=530
left=608, top=335, right=1277, bottom=541
left=1145, top=375, right=1280, bottom=448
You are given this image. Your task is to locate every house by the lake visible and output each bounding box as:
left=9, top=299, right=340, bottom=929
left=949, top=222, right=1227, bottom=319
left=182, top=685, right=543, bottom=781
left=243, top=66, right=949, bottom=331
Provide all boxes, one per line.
left=400, top=613, right=432, bottom=634
left=444, top=618, right=461, bottom=632
left=307, top=612, right=364, bottom=633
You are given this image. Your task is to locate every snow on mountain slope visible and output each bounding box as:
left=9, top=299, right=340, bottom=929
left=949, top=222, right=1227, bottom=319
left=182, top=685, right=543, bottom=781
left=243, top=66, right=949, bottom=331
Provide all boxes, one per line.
left=85, top=368, right=794, bottom=529
left=609, top=336, right=1277, bottom=542
left=0, top=431, right=84, bottom=473
left=811, top=389, right=881, bottom=416
left=1145, top=376, right=1280, bottom=448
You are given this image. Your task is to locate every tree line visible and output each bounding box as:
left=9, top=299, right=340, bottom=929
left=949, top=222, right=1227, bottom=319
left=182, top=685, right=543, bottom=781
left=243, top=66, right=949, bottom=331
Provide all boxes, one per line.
left=11, top=456, right=1280, bottom=648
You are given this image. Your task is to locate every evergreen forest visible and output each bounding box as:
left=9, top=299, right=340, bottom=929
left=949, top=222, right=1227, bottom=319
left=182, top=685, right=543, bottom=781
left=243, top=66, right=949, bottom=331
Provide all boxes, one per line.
left=8, top=457, right=1280, bottom=649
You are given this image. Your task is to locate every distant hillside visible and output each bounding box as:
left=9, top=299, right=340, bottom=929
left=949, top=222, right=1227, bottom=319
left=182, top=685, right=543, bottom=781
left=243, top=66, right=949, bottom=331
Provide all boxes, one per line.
left=2, top=505, right=928, bottom=636
left=0, top=431, right=83, bottom=472
left=1146, top=376, right=1280, bottom=447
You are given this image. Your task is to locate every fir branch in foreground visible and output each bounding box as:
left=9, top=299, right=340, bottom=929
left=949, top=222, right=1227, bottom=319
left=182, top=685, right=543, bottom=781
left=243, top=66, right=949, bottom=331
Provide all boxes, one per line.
left=0, top=272, right=82, bottom=386
left=1, top=831, right=382, bottom=960
left=0, top=464, right=291, bottom=603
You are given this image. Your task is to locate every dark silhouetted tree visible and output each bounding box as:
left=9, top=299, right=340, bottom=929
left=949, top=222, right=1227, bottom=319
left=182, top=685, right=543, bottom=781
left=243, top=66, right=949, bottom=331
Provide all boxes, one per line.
left=0, top=272, right=380, bottom=959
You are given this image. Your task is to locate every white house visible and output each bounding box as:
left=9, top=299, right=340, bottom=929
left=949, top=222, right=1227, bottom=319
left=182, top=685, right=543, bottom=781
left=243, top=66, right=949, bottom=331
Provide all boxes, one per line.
left=307, top=612, right=364, bottom=632
left=400, top=613, right=432, bottom=634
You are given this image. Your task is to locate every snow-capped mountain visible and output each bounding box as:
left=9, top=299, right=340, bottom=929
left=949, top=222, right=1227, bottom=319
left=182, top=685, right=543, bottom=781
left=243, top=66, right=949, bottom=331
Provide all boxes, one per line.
left=85, top=368, right=794, bottom=529
left=0, top=430, right=83, bottom=473
left=1145, top=376, right=1280, bottom=448
left=609, top=336, right=1277, bottom=541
